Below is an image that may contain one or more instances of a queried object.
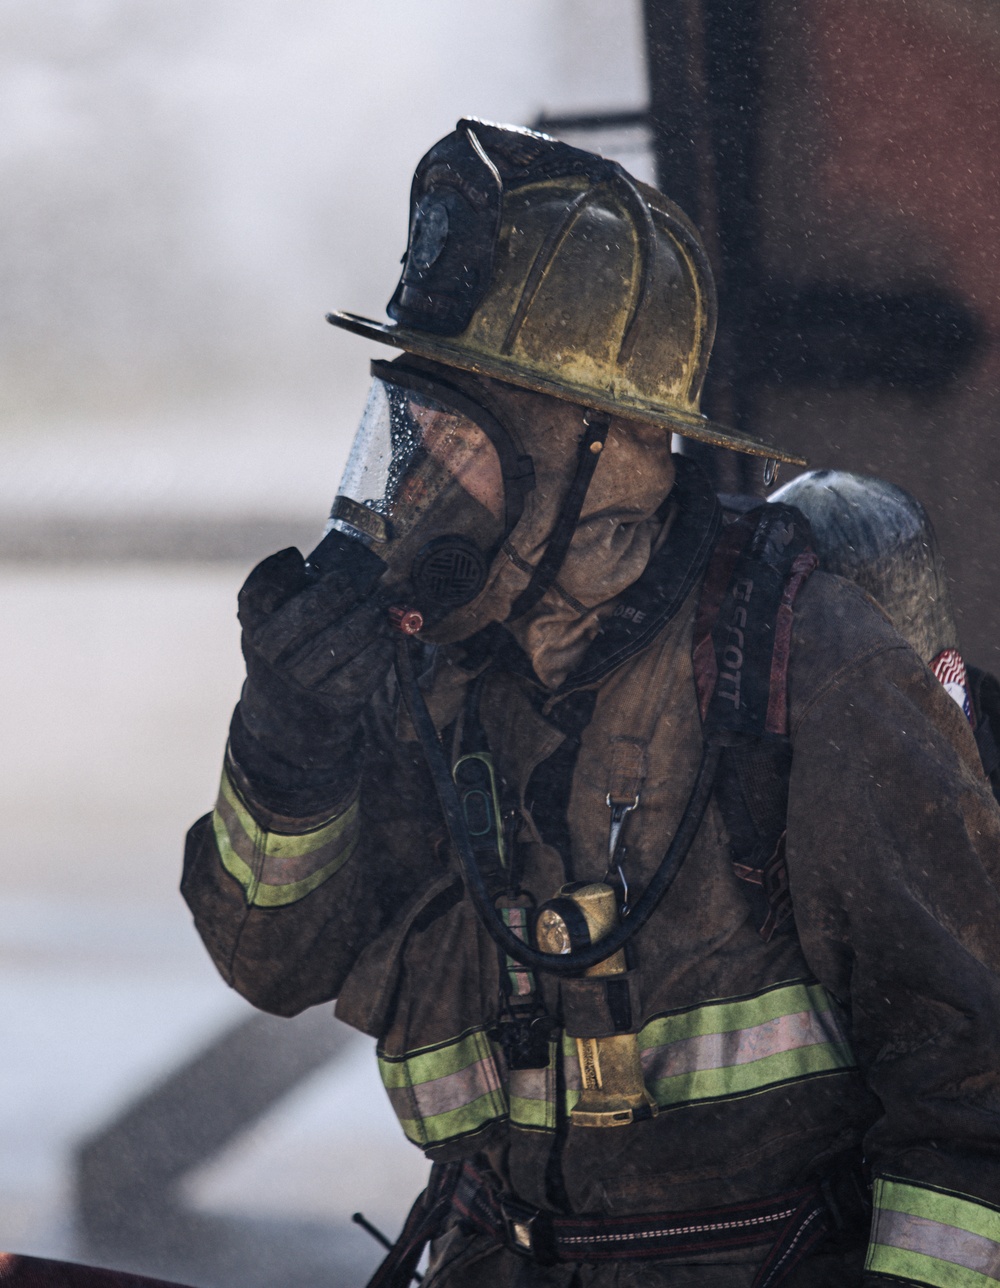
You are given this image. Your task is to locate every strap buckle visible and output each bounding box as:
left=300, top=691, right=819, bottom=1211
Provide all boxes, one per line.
left=499, top=1196, right=558, bottom=1265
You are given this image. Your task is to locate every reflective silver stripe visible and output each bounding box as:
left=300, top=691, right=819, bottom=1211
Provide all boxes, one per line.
left=867, top=1177, right=1000, bottom=1287
left=508, top=1066, right=548, bottom=1103
left=878, top=1212, right=1000, bottom=1276
left=644, top=1008, right=840, bottom=1078
left=378, top=1029, right=508, bottom=1147
left=509, top=1062, right=557, bottom=1131
left=639, top=980, right=855, bottom=1108
left=379, top=981, right=855, bottom=1149
left=213, top=765, right=360, bottom=907
left=385, top=1054, right=503, bottom=1121
left=502, top=907, right=535, bottom=998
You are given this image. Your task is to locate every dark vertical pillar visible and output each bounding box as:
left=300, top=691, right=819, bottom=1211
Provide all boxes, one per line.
left=642, top=0, right=708, bottom=231
left=703, top=0, right=766, bottom=493
left=643, top=0, right=769, bottom=495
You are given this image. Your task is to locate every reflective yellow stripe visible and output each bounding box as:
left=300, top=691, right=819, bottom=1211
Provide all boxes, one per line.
left=376, top=980, right=856, bottom=1151
left=867, top=1177, right=1000, bottom=1287
left=378, top=1029, right=507, bottom=1148
left=638, top=980, right=855, bottom=1109
left=509, top=1042, right=560, bottom=1131
left=213, top=765, right=360, bottom=907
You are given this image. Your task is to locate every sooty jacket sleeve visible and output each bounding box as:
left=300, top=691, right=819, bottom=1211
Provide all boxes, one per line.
left=182, top=678, right=447, bottom=1016
left=787, top=574, right=1000, bottom=1288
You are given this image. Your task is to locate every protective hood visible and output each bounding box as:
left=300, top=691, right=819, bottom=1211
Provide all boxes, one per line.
left=422, top=377, right=678, bottom=688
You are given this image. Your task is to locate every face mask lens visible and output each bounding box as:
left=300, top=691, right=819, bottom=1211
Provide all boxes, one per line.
left=329, top=373, right=507, bottom=553
left=403, top=399, right=505, bottom=527
left=328, top=380, right=397, bottom=543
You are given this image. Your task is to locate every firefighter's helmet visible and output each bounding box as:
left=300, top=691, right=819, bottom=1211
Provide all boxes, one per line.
left=327, top=119, right=804, bottom=466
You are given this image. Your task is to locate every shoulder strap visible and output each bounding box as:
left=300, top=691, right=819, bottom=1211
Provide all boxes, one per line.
left=693, top=504, right=818, bottom=940
left=694, top=503, right=817, bottom=739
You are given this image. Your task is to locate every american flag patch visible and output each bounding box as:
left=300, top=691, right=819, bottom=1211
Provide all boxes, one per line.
left=930, top=647, right=973, bottom=724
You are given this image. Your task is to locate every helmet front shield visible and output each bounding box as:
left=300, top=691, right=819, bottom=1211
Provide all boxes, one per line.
left=328, top=118, right=806, bottom=467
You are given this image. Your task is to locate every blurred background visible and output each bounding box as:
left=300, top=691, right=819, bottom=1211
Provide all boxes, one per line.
left=1, top=1, right=997, bottom=1286
left=0, top=4, right=650, bottom=1286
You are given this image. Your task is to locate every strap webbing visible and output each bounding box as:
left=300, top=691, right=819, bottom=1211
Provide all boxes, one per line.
left=691, top=503, right=818, bottom=941
left=508, top=411, right=611, bottom=620
left=692, top=504, right=816, bottom=740
left=363, top=1161, right=461, bottom=1288
left=450, top=1160, right=836, bottom=1283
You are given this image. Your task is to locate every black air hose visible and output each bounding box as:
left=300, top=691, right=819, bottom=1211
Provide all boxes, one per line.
left=395, top=636, right=721, bottom=975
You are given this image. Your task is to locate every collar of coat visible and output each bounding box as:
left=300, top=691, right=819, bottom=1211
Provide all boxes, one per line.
left=457, top=455, right=723, bottom=694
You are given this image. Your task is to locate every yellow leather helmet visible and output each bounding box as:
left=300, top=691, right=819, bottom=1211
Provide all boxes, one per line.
left=328, top=120, right=803, bottom=466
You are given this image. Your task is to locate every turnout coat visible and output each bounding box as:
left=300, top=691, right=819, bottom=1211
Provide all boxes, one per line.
left=183, top=464, right=1000, bottom=1287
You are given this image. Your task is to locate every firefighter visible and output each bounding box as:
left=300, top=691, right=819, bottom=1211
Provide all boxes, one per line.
left=183, top=121, right=1000, bottom=1288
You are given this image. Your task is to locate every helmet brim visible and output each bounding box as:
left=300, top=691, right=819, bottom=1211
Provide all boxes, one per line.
left=327, top=310, right=807, bottom=466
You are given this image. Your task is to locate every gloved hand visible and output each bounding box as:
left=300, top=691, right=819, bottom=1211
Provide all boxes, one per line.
left=229, top=545, right=395, bottom=813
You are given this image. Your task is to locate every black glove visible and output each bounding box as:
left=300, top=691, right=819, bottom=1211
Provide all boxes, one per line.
left=230, top=544, right=394, bottom=814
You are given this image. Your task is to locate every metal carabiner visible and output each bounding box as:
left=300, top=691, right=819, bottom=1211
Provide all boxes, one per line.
left=606, top=792, right=639, bottom=866
left=605, top=793, right=639, bottom=916
left=615, top=862, right=631, bottom=917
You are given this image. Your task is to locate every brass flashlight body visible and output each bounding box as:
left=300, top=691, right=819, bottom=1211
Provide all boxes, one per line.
left=536, top=883, right=658, bottom=1128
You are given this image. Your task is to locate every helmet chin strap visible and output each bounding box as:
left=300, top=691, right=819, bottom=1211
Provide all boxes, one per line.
left=507, top=410, right=611, bottom=621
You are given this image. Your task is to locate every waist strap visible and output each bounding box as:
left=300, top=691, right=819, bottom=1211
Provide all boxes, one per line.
left=452, top=1162, right=854, bottom=1288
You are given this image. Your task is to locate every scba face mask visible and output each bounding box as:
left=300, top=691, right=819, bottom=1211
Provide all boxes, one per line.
left=327, top=360, right=534, bottom=622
